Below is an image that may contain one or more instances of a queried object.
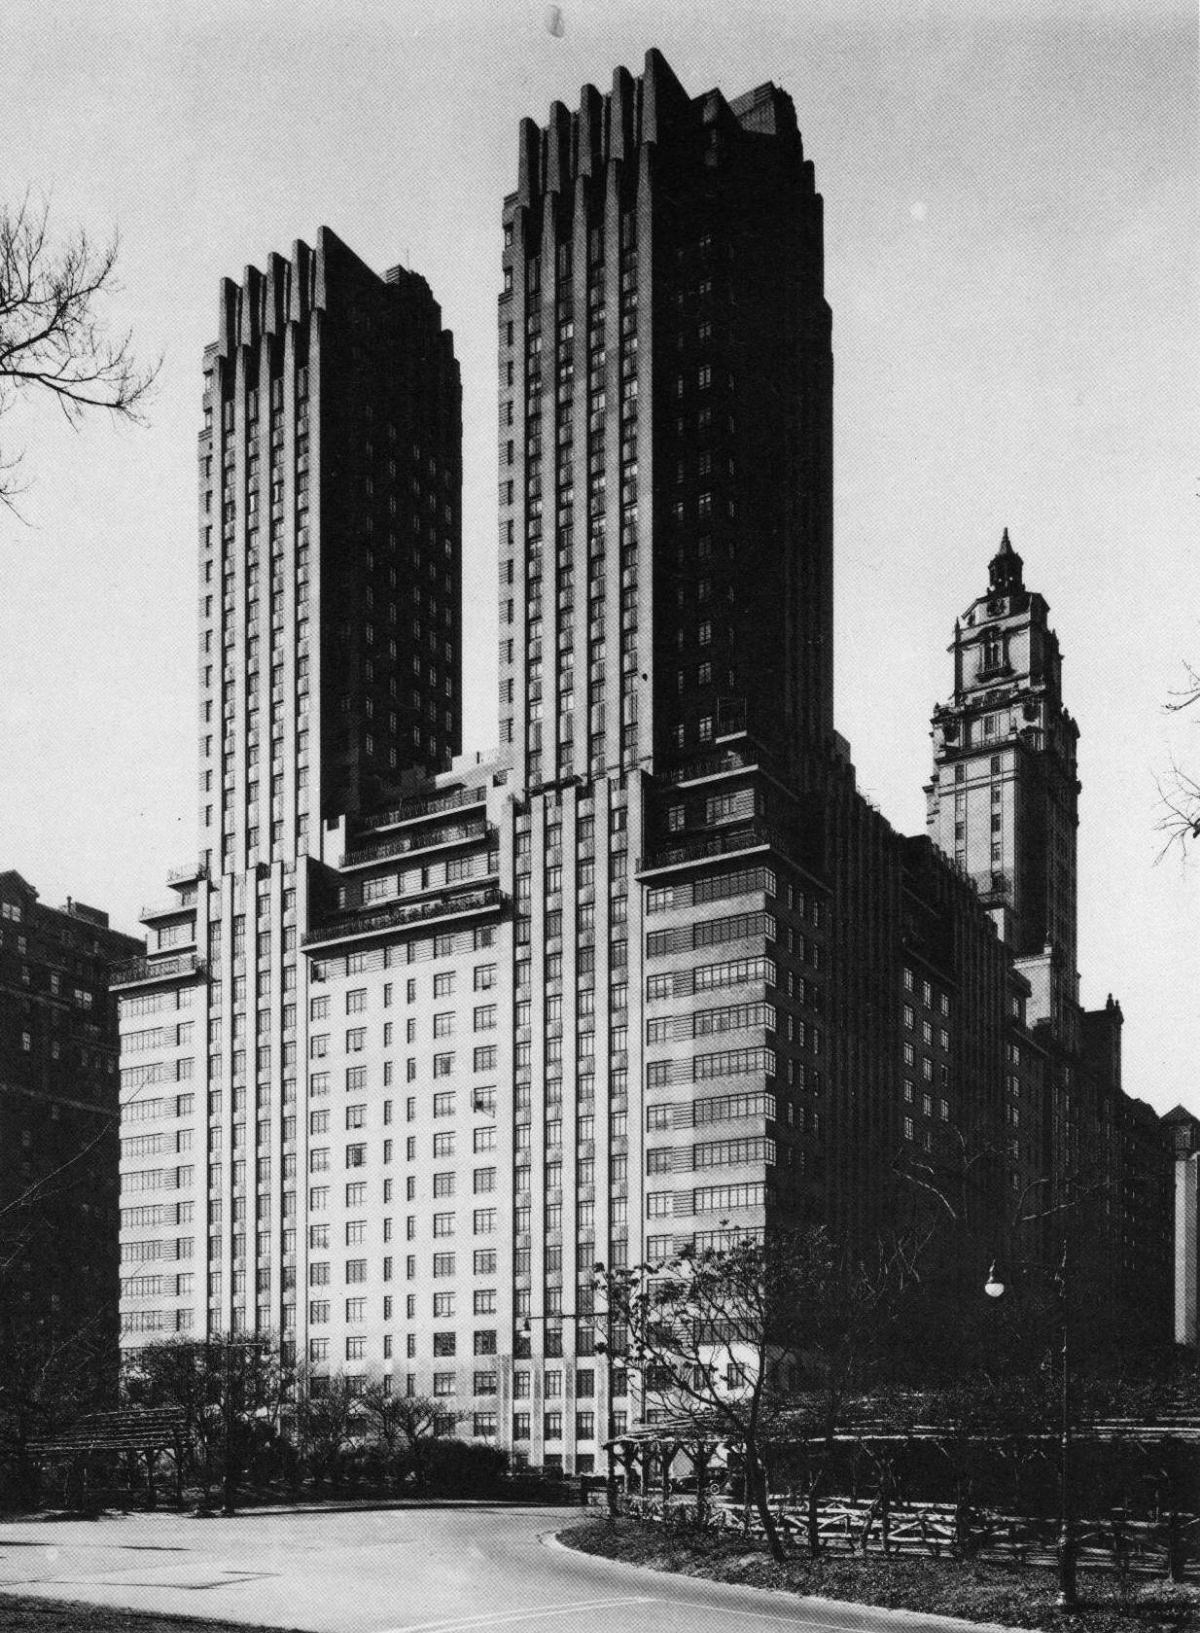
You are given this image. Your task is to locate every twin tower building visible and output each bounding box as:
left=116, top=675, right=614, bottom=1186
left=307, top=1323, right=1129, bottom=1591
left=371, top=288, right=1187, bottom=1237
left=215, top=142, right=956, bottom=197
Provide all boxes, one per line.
left=113, top=52, right=1172, bottom=1469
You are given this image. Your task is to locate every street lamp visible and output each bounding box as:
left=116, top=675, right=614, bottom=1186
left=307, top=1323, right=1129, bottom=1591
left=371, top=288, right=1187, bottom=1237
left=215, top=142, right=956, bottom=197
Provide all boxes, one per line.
left=984, top=1248, right=1077, bottom=1609
left=520, top=1307, right=619, bottom=1517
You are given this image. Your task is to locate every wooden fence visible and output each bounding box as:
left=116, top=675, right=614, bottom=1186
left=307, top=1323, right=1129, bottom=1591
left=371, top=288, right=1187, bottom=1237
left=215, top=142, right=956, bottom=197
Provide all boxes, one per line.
left=622, top=1493, right=1198, bottom=1577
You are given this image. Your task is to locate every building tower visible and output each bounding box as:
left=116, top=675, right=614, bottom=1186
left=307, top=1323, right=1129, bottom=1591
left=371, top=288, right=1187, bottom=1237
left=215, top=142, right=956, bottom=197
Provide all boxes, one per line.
left=115, top=231, right=461, bottom=1358
left=497, top=48, right=833, bottom=795
left=927, top=531, right=1080, bottom=1044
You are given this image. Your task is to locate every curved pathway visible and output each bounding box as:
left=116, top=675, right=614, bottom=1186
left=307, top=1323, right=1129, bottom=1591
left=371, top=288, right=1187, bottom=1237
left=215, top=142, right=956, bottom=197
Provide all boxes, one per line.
left=0, top=1503, right=1016, bottom=1633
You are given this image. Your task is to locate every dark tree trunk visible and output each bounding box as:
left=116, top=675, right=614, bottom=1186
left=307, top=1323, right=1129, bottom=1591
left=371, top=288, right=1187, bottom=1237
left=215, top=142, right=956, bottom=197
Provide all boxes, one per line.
left=746, top=1442, right=785, bottom=1563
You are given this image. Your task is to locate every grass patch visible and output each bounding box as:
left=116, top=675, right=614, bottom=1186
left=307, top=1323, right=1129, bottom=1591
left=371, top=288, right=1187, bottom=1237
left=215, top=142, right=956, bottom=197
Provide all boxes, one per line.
left=0, top=1596, right=305, bottom=1632
left=559, top=1517, right=1200, bottom=1633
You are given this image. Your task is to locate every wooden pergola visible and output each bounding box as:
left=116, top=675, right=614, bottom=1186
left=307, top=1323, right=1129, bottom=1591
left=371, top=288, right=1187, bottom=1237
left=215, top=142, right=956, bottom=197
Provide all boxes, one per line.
left=604, top=1413, right=730, bottom=1506
left=603, top=1410, right=1200, bottom=1500
left=28, top=1407, right=188, bottom=1509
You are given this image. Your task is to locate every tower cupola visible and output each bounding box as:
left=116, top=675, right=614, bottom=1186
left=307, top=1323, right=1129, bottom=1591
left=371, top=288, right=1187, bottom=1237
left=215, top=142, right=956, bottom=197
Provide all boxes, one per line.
left=988, top=527, right=1024, bottom=597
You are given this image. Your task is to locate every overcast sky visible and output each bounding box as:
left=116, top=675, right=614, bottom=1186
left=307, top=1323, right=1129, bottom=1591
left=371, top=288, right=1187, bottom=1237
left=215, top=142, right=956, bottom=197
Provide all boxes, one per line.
left=1, top=0, right=1196, bottom=1115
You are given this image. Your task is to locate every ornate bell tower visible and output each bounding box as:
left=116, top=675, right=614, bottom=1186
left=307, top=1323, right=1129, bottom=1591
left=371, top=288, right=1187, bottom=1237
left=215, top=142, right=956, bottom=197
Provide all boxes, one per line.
left=927, top=531, right=1081, bottom=1044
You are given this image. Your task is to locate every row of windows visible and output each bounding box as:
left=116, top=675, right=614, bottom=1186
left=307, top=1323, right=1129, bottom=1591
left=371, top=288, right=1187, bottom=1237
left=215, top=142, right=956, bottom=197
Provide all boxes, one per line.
left=511, top=1413, right=598, bottom=1440
left=121, top=988, right=195, bottom=1019
left=645, top=867, right=778, bottom=916
left=308, top=967, right=498, bottom=1024
left=647, top=1182, right=768, bottom=1216
left=308, top=1035, right=500, bottom=1075
left=123, top=1093, right=195, bottom=1124
left=902, top=967, right=952, bottom=1016
left=309, top=924, right=497, bottom=983
left=902, top=1007, right=950, bottom=1050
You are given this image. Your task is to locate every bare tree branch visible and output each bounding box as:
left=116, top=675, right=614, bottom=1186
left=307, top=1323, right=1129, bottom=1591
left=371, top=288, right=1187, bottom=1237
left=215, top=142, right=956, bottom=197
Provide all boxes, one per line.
left=0, top=191, right=159, bottom=514
left=1154, top=754, right=1200, bottom=862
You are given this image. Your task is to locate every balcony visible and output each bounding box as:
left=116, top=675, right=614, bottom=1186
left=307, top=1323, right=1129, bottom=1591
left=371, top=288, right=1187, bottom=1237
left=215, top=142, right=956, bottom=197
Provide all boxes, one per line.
left=354, top=784, right=486, bottom=835
left=111, top=952, right=206, bottom=990
left=659, top=747, right=760, bottom=788
left=302, top=882, right=503, bottom=951
left=340, top=816, right=488, bottom=870
left=141, top=897, right=197, bottom=923
left=638, top=819, right=785, bottom=876
left=167, top=859, right=208, bottom=887
left=978, top=871, right=1011, bottom=903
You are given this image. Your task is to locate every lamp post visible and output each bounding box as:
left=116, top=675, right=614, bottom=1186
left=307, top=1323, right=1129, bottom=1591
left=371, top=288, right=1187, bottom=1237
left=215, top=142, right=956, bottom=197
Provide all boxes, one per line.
left=984, top=1247, right=1077, bottom=1610
left=520, top=1306, right=618, bottom=1517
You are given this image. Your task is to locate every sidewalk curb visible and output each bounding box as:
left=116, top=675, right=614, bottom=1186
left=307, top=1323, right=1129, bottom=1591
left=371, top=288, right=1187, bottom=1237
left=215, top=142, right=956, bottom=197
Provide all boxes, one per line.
left=544, top=1527, right=1039, bottom=1633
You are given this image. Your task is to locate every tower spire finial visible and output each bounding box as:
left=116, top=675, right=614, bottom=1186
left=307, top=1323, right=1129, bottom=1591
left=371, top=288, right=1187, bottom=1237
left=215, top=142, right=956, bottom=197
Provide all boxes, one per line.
left=988, top=527, right=1023, bottom=594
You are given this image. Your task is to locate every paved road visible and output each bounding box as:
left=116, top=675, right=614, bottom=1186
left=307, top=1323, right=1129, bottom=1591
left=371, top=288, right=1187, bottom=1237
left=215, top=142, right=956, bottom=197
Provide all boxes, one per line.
left=0, top=1504, right=1000, bottom=1633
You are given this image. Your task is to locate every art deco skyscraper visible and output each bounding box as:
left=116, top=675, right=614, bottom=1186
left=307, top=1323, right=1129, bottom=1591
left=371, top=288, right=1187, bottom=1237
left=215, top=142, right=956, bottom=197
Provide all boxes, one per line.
left=115, top=231, right=461, bottom=1353
left=497, top=49, right=833, bottom=794
left=274, top=54, right=837, bottom=1474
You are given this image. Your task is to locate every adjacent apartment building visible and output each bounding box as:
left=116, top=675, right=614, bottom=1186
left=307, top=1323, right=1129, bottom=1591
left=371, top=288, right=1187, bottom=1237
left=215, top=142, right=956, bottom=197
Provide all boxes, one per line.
left=0, top=871, right=141, bottom=1396
left=116, top=49, right=1176, bottom=1472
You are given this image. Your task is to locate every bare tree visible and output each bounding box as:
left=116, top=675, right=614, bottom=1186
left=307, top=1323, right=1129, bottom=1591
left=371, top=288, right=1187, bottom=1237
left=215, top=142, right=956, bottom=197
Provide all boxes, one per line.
left=126, top=1334, right=291, bottom=1510
left=0, top=193, right=158, bottom=510
left=1146, top=655, right=1200, bottom=858
left=1155, top=757, right=1200, bottom=860
left=358, top=1375, right=411, bottom=1486
left=378, top=1391, right=463, bottom=1491
left=293, top=1370, right=362, bottom=1489
left=598, top=1226, right=921, bottom=1562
